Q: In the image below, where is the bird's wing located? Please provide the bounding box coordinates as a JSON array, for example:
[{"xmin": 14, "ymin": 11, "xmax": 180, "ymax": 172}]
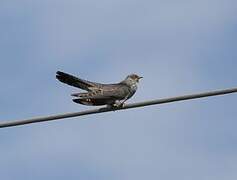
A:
[
  {"xmin": 74, "ymin": 84, "xmax": 128, "ymax": 100},
  {"xmin": 56, "ymin": 71, "xmax": 102, "ymax": 91}
]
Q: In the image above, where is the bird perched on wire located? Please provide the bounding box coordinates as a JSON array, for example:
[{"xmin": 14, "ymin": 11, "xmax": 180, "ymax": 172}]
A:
[{"xmin": 56, "ymin": 71, "xmax": 142, "ymax": 107}]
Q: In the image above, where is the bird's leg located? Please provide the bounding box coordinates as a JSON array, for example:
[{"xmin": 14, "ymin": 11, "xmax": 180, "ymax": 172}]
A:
[
  {"xmin": 119, "ymin": 95, "xmax": 131, "ymax": 107},
  {"xmin": 107, "ymin": 97, "xmax": 129, "ymax": 109},
  {"xmin": 111, "ymin": 100, "xmax": 124, "ymax": 108},
  {"xmin": 105, "ymin": 104, "xmax": 116, "ymax": 109},
  {"xmin": 113, "ymin": 96, "xmax": 130, "ymax": 108},
  {"xmin": 103, "ymin": 102, "xmax": 120, "ymax": 112}
]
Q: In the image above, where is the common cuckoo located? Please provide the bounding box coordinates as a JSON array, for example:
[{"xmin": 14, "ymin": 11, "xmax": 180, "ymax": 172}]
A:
[{"xmin": 56, "ymin": 71, "xmax": 142, "ymax": 107}]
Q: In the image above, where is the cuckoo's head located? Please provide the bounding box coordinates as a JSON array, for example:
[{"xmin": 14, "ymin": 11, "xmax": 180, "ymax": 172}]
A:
[{"xmin": 126, "ymin": 74, "xmax": 143, "ymax": 83}]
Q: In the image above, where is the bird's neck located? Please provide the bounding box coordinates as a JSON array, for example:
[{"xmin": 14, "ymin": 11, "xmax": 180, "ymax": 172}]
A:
[{"xmin": 121, "ymin": 78, "xmax": 137, "ymax": 87}]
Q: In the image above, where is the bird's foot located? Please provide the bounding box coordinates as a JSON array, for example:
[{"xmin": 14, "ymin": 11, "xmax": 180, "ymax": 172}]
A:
[
  {"xmin": 113, "ymin": 100, "xmax": 125, "ymax": 108},
  {"xmin": 104, "ymin": 101, "xmax": 124, "ymax": 111}
]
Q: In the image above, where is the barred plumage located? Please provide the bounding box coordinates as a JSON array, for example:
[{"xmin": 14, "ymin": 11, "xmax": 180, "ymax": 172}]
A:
[{"xmin": 56, "ymin": 71, "xmax": 142, "ymax": 107}]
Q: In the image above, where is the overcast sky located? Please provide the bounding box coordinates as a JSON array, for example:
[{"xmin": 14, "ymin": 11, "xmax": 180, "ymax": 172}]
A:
[{"xmin": 1, "ymin": 0, "xmax": 237, "ymax": 179}]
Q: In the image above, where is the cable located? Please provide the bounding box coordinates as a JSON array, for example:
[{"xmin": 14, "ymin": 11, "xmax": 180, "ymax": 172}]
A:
[{"xmin": 1, "ymin": 87, "xmax": 237, "ymax": 128}]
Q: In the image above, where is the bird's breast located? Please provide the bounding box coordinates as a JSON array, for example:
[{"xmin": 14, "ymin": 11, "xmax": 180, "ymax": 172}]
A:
[{"xmin": 130, "ymin": 84, "xmax": 138, "ymax": 92}]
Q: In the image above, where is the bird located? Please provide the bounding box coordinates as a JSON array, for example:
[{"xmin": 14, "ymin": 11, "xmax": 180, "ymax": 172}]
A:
[{"xmin": 56, "ymin": 71, "xmax": 142, "ymax": 107}]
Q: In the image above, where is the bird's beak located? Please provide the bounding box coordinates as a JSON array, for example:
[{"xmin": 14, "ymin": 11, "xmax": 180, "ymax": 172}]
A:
[{"xmin": 139, "ymin": 76, "xmax": 143, "ymax": 79}]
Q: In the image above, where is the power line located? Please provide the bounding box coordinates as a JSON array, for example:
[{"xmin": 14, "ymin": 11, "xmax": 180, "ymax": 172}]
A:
[{"xmin": 1, "ymin": 87, "xmax": 237, "ymax": 128}]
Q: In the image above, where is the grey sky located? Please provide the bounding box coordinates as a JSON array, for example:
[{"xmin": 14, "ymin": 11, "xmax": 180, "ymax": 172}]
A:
[{"xmin": 0, "ymin": 0, "xmax": 237, "ymax": 179}]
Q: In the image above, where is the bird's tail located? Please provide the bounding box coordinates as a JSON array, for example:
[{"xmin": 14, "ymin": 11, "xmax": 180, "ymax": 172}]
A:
[
  {"xmin": 56, "ymin": 71, "xmax": 94, "ymax": 91},
  {"xmin": 71, "ymin": 93, "xmax": 96, "ymax": 106},
  {"xmin": 72, "ymin": 98, "xmax": 95, "ymax": 106},
  {"xmin": 71, "ymin": 92, "xmax": 93, "ymax": 98}
]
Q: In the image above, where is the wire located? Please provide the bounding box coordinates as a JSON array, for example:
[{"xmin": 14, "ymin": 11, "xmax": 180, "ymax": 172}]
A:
[{"xmin": 1, "ymin": 87, "xmax": 237, "ymax": 128}]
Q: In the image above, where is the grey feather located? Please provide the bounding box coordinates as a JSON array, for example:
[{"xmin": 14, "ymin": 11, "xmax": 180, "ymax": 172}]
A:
[{"xmin": 56, "ymin": 71, "xmax": 142, "ymax": 106}]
